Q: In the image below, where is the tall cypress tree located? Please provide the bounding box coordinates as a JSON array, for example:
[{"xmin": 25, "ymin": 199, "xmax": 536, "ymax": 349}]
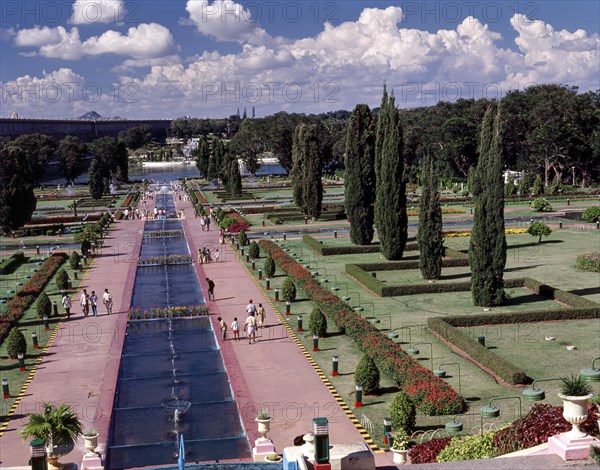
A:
[
  {"xmin": 469, "ymin": 106, "xmax": 507, "ymax": 306},
  {"xmin": 194, "ymin": 137, "xmax": 209, "ymax": 178},
  {"xmin": 345, "ymin": 104, "xmax": 376, "ymax": 245},
  {"xmin": 88, "ymin": 158, "xmax": 104, "ymax": 199},
  {"xmin": 418, "ymin": 153, "xmax": 443, "ymax": 279},
  {"xmin": 374, "ymin": 89, "xmax": 408, "ymax": 260},
  {"xmin": 301, "ymin": 124, "xmax": 323, "ymax": 219},
  {"xmin": 228, "ymin": 156, "xmax": 242, "ymax": 197},
  {"xmin": 291, "ymin": 124, "xmax": 305, "ymax": 211}
]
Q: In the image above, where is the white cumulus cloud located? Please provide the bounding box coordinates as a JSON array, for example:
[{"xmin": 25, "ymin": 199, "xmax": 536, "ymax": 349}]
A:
[
  {"xmin": 185, "ymin": 0, "xmax": 270, "ymax": 44},
  {"xmin": 13, "ymin": 23, "xmax": 176, "ymax": 61}
]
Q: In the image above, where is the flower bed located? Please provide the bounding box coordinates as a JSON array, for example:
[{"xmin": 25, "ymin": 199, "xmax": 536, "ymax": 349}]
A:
[
  {"xmin": 24, "ymin": 214, "xmax": 101, "ymax": 226},
  {"xmin": 137, "ymin": 254, "xmax": 193, "ymax": 266},
  {"xmin": 259, "ymin": 240, "xmax": 465, "ymax": 415},
  {"xmin": 128, "ymin": 305, "xmax": 208, "ymax": 319},
  {"xmin": 443, "ymin": 228, "xmax": 528, "ymax": 238},
  {"xmin": 408, "ymin": 437, "xmax": 452, "ymax": 464},
  {"xmin": 576, "ymin": 252, "xmax": 600, "ymax": 273},
  {"xmin": 195, "ymin": 190, "xmax": 208, "ymax": 204},
  {"xmin": 0, "ymin": 253, "xmax": 67, "ymax": 343},
  {"xmin": 143, "ymin": 230, "xmax": 184, "ymax": 239},
  {"xmin": 115, "ymin": 192, "xmax": 140, "ymax": 220}
]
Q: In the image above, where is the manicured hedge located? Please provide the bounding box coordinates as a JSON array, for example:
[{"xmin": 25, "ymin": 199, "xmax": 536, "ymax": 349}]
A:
[
  {"xmin": 0, "ymin": 251, "xmax": 25, "ymax": 275},
  {"xmin": 303, "ymin": 235, "xmax": 419, "ymax": 256},
  {"xmin": 0, "ymin": 253, "xmax": 68, "ymax": 344},
  {"xmin": 428, "ymin": 317, "xmax": 530, "ymax": 385},
  {"xmin": 523, "ymin": 277, "xmax": 599, "ymax": 308},
  {"xmin": 259, "ymin": 240, "xmax": 466, "ymax": 415}
]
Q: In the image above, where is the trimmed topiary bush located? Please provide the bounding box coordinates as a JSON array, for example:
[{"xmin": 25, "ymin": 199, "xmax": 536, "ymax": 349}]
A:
[
  {"xmin": 281, "ymin": 277, "xmax": 297, "ymax": 301},
  {"xmin": 354, "ymin": 354, "xmax": 380, "ymax": 395},
  {"xmin": 582, "ymin": 206, "xmax": 600, "ymax": 223},
  {"xmin": 309, "ymin": 307, "xmax": 327, "ymax": 337},
  {"xmin": 36, "ymin": 292, "xmax": 52, "ymax": 318},
  {"xmin": 69, "ymin": 251, "xmax": 81, "ymax": 270},
  {"xmin": 237, "ymin": 229, "xmax": 249, "ymax": 246},
  {"xmin": 530, "ymin": 198, "xmax": 553, "ymax": 212},
  {"xmin": 527, "ymin": 221, "xmax": 552, "ymax": 243},
  {"xmin": 81, "ymin": 239, "xmax": 91, "ymax": 256},
  {"xmin": 55, "ymin": 268, "xmax": 69, "ymax": 291},
  {"xmin": 6, "ymin": 327, "xmax": 27, "ymax": 359},
  {"xmin": 390, "ymin": 391, "xmax": 416, "ymax": 434},
  {"xmin": 263, "ymin": 255, "xmax": 276, "ymax": 278},
  {"xmin": 249, "ymin": 241, "xmax": 260, "ymax": 260}
]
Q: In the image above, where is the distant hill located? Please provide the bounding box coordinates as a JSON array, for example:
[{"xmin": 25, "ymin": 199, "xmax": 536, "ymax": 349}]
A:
[{"xmin": 78, "ymin": 111, "xmax": 102, "ymax": 120}]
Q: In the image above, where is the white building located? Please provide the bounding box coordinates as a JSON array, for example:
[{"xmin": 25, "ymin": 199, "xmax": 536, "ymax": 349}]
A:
[
  {"xmin": 238, "ymin": 157, "xmax": 287, "ymax": 177},
  {"xmin": 503, "ymin": 170, "xmax": 524, "ymax": 185}
]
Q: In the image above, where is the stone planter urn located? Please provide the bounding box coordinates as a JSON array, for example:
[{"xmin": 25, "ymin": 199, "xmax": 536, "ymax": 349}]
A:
[
  {"xmin": 83, "ymin": 433, "xmax": 99, "ymax": 455},
  {"xmin": 256, "ymin": 418, "xmax": 271, "ymax": 440},
  {"xmin": 558, "ymin": 393, "xmax": 594, "ymax": 439},
  {"xmin": 46, "ymin": 440, "xmax": 74, "ymax": 470},
  {"xmin": 264, "ymin": 453, "xmax": 282, "ymax": 463},
  {"xmin": 391, "ymin": 448, "xmax": 408, "ymax": 465}
]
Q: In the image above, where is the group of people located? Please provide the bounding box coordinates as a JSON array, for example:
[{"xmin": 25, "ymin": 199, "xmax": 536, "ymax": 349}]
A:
[
  {"xmin": 218, "ymin": 299, "xmax": 266, "ymax": 344},
  {"xmin": 198, "ymin": 247, "xmax": 219, "ymax": 263},
  {"xmin": 61, "ymin": 288, "xmax": 113, "ymax": 319},
  {"xmin": 199, "ymin": 215, "xmax": 211, "ymax": 230}
]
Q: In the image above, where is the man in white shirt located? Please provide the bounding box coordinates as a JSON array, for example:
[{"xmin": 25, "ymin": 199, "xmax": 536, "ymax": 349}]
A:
[
  {"xmin": 102, "ymin": 288, "xmax": 113, "ymax": 315},
  {"xmin": 246, "ymin": 299, "xmax": 257, "ymax": 315}
]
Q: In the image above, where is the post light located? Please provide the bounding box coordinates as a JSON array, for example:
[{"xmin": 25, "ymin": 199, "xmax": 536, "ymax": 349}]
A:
[
  {"xmin": 312, "ymin": 334, "xmax": 319, "ymax": 352},
  {"xmin": 445, "ymin": 417, "xmax": 464, "ymax": 436},
  {"xmin": 2, "ymin": 378, "xmax": 9, "ymax": 398},
  {"xmin": 559, "ymin": 221, "xmax": 563, "ymax": 229},
  {"xmin": 297, "ymin": 315, "xmax": 303, "ymax": 332},
  {"xmin": 52, "ymin": 301, "xmax": 58, "ymax": 316},
  {"xmin": 73, "ymin": 270, "xmax": 78, "ymax": 280},
  {"xmin": 480, "ymin": 396, "xmax": 522, "ymax": 433},
  {"xmin": 438, "ymin": 362, "xmax": 462, "ymax": 394},
  {"xmin": 354, "ymin": 384, "xmax": 363, "ymax": 407},
  {"xmin": 313, "ymin": 417, "xmax": 330, "ymax": 467},
  {"xmin": 18, "ymin": 353, "xmax": 25, "ymax": 371},
  {"xmin": 285, "ymin": 300, "xmax": 291, "ymax": 316},
  {"xmin": 30, "ymin": 438, "xmax": 47, "ymax": 470},
  {"xmin": 332, "ymin": 356, "xmax": 339, "ymax": 377},
  {"xmin": 31, "ymin": 332, "xmax": 39, "ymax": 349},
  {"xmin": 241, "ymin": 247, "xmax": 245, "ymax": 256},
  {"xmin": 334, "ymin": 230, "xmax": 337, "ymax": 238},
  {"xmin": 305, "ymin": 216, "xmax": 308, "ymax": 224},
  {"xmin": 383, "ymin": 417, "xmax": 392, "ymax": 446},
  {"xmin": 266, "ymin": 278, "xmax": 271, "ymax": 290},
  {"xmin": 410, "ymin": 342, "xmax": 434, "ymax": 370},
  {"xmin": 258, "ymin": 268, "xmax": 262, "ymax": 279},
  {"xmin": 283, "ymin": 233, "xmax": 287, "ymax": 241},
  {"xmin": 274, "ymin": 288, "xmax": 279, "ymax": 302},
  {"xmin": 43, "ymin": 316, "xmax": 49, "ymax": 331},
  {"xmin": 580, "ymin": 357, "xmax": 600, "ymax": 383}
]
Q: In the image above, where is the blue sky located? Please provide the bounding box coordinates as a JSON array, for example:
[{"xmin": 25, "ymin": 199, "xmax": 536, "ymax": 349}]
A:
[{"xmin": 1, "ymin": 1, "xmax": 599, "ymax": 119}]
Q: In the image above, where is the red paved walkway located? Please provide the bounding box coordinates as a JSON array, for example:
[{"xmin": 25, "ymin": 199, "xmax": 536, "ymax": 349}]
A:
[
  {"xmin": 0, "ymin": 213, "xmax": 144, "ymax": 466},
  {"xmin": 175, "ymin": 196, "xmax": 384, "ymax": 461}
]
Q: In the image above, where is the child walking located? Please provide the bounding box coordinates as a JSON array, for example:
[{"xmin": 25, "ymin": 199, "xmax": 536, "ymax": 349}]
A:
[{"xmin": 231, "ymin": 317, "xmax": 240, "ymax": 341}]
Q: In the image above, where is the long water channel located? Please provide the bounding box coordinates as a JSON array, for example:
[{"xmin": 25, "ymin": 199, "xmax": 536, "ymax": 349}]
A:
[{"xmin": 107, "ymin": 190, "xmax": 250, "ymax": 469}]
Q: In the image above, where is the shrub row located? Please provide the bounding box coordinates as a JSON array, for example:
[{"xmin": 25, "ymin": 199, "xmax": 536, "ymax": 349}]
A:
[
  {"xmin": 576, "ymin": 252, "xmax": 600, "ymax": 273},
  {"xmin": 0, "ymin": 253, "xmax": 68, "ymax": 345},
  {"xmin": 428, "ymin": 317, "xmax": 530, "ymax": 385},
  {"xmin": 523, "ymin": 277, "xmax": 599, "ymax": 308},
  {"xmin": 24, "ymin": 214, "xmax": 102, "ymax": 226},
  {"xmin": 259, "ymin": 240, "xmax": 466, "ymax": 415},
  {"xmin": 0, "ymin": 251, "xmax": 25, "ymax": 275}
]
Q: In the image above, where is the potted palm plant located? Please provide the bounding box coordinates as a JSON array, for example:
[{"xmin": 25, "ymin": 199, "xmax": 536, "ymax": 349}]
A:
[
  {"xmin": 558, "ymin": 375, "xmax": 594, "ymax": 439},
  {"xmin": 255, "ymin": 409, "xmax": 271, "ymax": 440},
  {"xmin": 20, "ymin": 403, "xmax": 83, "ymax": 470},
  {"xmin": 390, "ymin": 428, "xmax": 409, "ymax": 464},
  {"xmin": 83, "ymin": 428, "xmax": 99, "ymax": 455}
]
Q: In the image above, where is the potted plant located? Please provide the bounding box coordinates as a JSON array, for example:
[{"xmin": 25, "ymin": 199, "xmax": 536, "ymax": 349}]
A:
[
  {"xmin": 83, "ymin": 428, "xmax": 99, "ymax": 455},
  {"xmin": 255, "ymin": 409, "xmax": 271, "ymax": 440},
  {"xmin": 390, "ymin": 428, "xmax": 409, "ymax": 465},
  {"xmin": 558, "ymin": 375, "xmax": 594, "ymax": 439},
  {"xmin": 20, "ymin": 403, "xmax": 83, "ymax": 470},
  {"xmin": 264, "ymin": 453, "xmax": 282, "ymax": 463}
]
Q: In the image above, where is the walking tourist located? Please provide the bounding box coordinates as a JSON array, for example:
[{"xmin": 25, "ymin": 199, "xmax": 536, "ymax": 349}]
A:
[
  {"xmin": 89, "ymin": 290, "xmax": 98, "ymax": 316},
  {"xmin": 245, "ymin": 312, "xmax": 257, "ymax": 344},
  {"xmin": 256, "ymin": 303, "xmax": 266, "ymax": 328},
  {"xmin": 246, "ymin": 299, "xmax": 257, "ymax": 315},
  {"xmin": 102, "ymin": 288, "xmax": 113, "ymax": 315},
  {"xmin": 231, "ymin": 317, "xmax": 240, "ymax": 341},
  {"xmin": 200, "ymin": 217, "xmax": 206, "ymax": 231},
  {"xmin": 198, "ymin": 248, "xmax": 203, "ymax": 264},
  {"xmin": 215, "ymin": 248, "xmax": 220, "ymax": 262},
  {"xmin": 62, "ymin": 293, "xmax": 71, "ymax": 319},
  {"xmin": 80, "ymin": 289, "xmax": 90, "ymax": 317},
  {"xmin": 206, "ymin": 277, "xmax": 215, "ymax": 301},
  {"xmin": 218, "ymin": 317, "xmax": 228, "ymax": 340},
  {"xmin": 205, "ymin": 216, "xmax": 210, "ymax": 231}
]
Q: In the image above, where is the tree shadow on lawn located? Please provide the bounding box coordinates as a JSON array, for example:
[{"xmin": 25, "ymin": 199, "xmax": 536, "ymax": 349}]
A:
[
  {"xmin": 504, "ymin": 264, "xmax": 542, "ymax": 273},
  {"xmin": 502, "ymin": 293, "xmax": 552, "ymax": 307},
  {"xmin": 440, "ymin": 272, "xmax": 470, "ymax": 281},
  {"xmin": 507, "ymin": 239, "xmax": 563, "ymax": 250},
  {"xmin": 371, "ymin": 385, "xmax": 400, "ymax": 397},
  {"xmin": 569, "ymin": 286, "xmax": 600, "ymax": 297}
]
